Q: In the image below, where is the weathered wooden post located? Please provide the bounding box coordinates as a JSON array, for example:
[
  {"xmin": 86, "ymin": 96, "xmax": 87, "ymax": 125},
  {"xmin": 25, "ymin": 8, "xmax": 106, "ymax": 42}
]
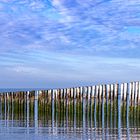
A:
[
  {"xmin": 83, "ymin": 87, "xmax": 87, "ymax": 115},
  {"xmin": 34, "ymin": 90, "xmax": 38, "ymax": 128},
  {"xmin": 114, "ymin": 84, "xmax": 119, "ymax": 100},
  {"xmin": 110, "ymin": 84, "xmax": 114, "ymax": 102},
  {"xmin": 73, "ymin": 87, "xmax": 76, "ymax": 127},
  {"xmin": 129, "ymin": 82, "xmax": 132, "ymax": 107},
  {"xmin": 120, "ymin": 83, "xmax": 124, "ymax": 102},
  {"xmin": 79, "ymin": 86, "xmax": 83, "ymax": 116},
  {"xmin": 91, "ymin": 86, "xmax": 95, "ymax": 115},
  {"xmin": 117, "ymin": 83, "xmax": 122, "ymax": 139},
  {"xmin": 124, "ymin": 83, "xmax": 128, "ymax": 102},
  {"xmin": 4, "ymin": 92, "xmax": 7, "ymax": 120},
  {"xmin": 99, "ymin": 85, "xmax": 102, "ymax": 103},
  {"xmin": 11, "ymin": 92, "xmax": 14, "ymax": 119},
  {"xmin": 126, "ymin": 83, "xmax": 130, "ymax": 120},
  {"xmin": 102, "ymin": 85, "xmax": 106, "ymax": 123},
  {"xmin": 63, "ymin": 88, "xmax": 66, "ymax": 117},
  {"xmin": 123, "ymin": 83, "xmax": 128, "ymax": 118},
  {"xmin": 107, "ymin": 84, "xmax": 111, "ymax": 104},
  {"xmin": 27, "ymin": 91, "xmax": 30, "ymax": 128},
  {"xmin": 70, "ymin": 87, "xmax": 73, "ymax": 120},
  {"xmin": 51, "ymin": 89, "xmax": 55, "ymax": 124},
  {"xmin": 0, "ymin": 93, "xmax": 2, "ymax": 119},
  {"xmin": 135, "ymin": 82, "xmax": 139, "ymax": 107},
  {"xmin": 120, "ymin": 83, "xmax": 124, "ymax": 118},
  {"xmin": 138, "ymin": 82, "xmax": 140, "ymax": 105},
  {"xmin": 94, "ymin": 85, "xmax": 99, "ymax": 119},
  {"xmin": 87, "ymin": 86, "xmax": 91, "ymax": 118},
  {"xmin": 82, "ymin": 86, "xmax": 86, "ymax": 129},
  {"xmin": 132, "ymin": 82, "xmax": 135, "ymax": 106},
  {"xmin": 106, "ymin": 84, "xmax": 110, "ymax": 119},
  {"xmin": 80, "ymin": 87, "xmax": 83, "ymax": 102},
  {"xmin": 6, "ymin": 92, "xmax": 9, "ymax": 116},
  {"xmin": 99, "ymin": 85, "xmax": 102, "ymax": 121}
]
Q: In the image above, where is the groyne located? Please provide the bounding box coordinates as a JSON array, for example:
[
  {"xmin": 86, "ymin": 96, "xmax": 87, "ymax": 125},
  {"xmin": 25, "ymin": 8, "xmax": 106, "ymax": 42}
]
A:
[{"xmin": 0, "ymin": 81, "xmax": 140, "ymax": 121}]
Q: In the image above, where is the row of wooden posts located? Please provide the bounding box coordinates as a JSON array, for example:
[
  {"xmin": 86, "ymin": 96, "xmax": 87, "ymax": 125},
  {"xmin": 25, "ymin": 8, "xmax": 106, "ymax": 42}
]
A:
[{"xmin": 0, "ymin": 81, "xmax": 140, "ymax": 106}]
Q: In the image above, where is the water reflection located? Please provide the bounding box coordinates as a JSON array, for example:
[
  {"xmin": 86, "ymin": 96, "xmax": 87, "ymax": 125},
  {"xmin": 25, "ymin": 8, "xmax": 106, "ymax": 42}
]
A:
[{"xmin": 0, "ymin": 91, "xmax": 140, "ymax": 140}]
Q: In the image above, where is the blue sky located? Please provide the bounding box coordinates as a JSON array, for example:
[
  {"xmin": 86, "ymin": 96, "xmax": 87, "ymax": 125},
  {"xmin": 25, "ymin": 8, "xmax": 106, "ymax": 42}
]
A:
[{"xmin": 0, "ymin": 0, "xmax": 140, "ymax": 88}]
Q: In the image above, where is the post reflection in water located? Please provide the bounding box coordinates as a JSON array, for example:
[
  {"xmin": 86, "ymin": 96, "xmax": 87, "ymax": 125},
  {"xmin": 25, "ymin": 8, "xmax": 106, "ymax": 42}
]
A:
[{"xmin": 0, "ymin": 88, "xmax": 140, "ymax": 140}]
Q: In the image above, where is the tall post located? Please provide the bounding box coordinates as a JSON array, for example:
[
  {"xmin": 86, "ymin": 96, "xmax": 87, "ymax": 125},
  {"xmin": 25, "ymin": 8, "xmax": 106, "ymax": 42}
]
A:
[
  {"xmin": 34, "ymin": 90, "xmax": 38, "ymax": 131},
  {"xmin": 129, "ymin": 82, "xmax": 133, "ymax": 106},
  {"xmin": 51, "ymin": 89, "xmax": 55, "ymax": 132},
  {"xmin": 0, "ymin": 93, "xmax": 2, "ymax": 119},
  {"xmin": 135, "ymin": 82, "xmax": 138, "ymax": 107},
  {"xmin": 132, "ymin": 82, "xmax": 135, "ymax": 106},
  {"xmin": 126, "ymin": 83, "xmax": 130, "ymax": 119},
  {"xmin": 120, "ymin": 83, "xmax": 124, "ymax": 102},
  {"xmin": 118, "ymin": 83, "xmax": 122, "ymax": 139},
  {"xmin": 82, "ymin": 87, "xmax": 86, "ymax": 122},
  {"xmin": 124, "ymin": 83, "xmax": 128, "ymax": 102},
  {"xmin": 91, "ymin": 86, "xmax": 95, "ymax": 115},
  {"xmin": 27, "ymin": 91, "xmax": 30, "ymax": 129},
  {"xmin": 4, "ymin": 92, "xmax": 7, "ymax": 121},
  {"xmin": 138, "ymin": 82, "xmax": 140, "ymax": 105},
  {"xmin": 73, "ymin": 88, "xmax": 76, "ymax": 129}
]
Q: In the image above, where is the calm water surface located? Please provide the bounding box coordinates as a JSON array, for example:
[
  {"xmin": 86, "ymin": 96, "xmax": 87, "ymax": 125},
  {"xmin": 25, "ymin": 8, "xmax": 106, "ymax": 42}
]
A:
[{"xmin": 0, "ymin": 91, "xmax": 140, "ymax": 140}]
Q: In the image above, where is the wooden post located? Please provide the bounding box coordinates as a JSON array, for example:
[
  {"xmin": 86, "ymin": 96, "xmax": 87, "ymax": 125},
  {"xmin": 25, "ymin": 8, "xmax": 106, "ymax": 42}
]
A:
[
  {"xmin": 138, "ymin": 82, "xmax": 140, "ymax": 105},
  {"xmin": 102, "ymin": 85, "xmax": 106, "ymax": 101},
  {"xmin": 63, "ymin": 88, "xmax": 66, "ymax": 115},
  {"xmin": 34, "ymin": 90, "xmax": 38, "ymax": 125},
  {"xmin": 82, "ymin": 87, "xmax": 86, "ymax": 122},
  {"xmin": 114, "ymin": 84, "xmax": 118, "ymax": 99},
  {"xmin": 7, "ymin": 92, "xmax": 9, "ymax": 115},
  {"xmin": 126, "ymin": 83, "xmax": 130, "ymax": 118},
  {"xmin": 91, "ymin": 86, "xmax": 95, "ymax": 116},
  {"xmin": 51, "ymin": 89, "xmax": 55, "ymax": 123},
  {"xmin": 124, "ymin": 83, "xmax": 128, "ymax": 102},
  {"xmin": 80, "ymin": 87, "xmax": 83, "ymax": 102},
  {"xmin": 107, "ymin": 84, "xmax": 111, "ymax": 104},
  {"xmin": 132, "ymin": 82, "xmax": 135, "ymax": 106},
  {"xmin": 27, "ymin": 91, "xmax": 30, "ymax": 128},
  {"xmin": 55, "ymin": 89, "xmax": 58, "ymax": 115},
  {"xmin": 110, "ymin": 84, "xmax": 114, "ymax": 102},
  {"xmin": 135, "ymin": 82, "xmax": 139, "ymax": 106},
  {"xmin": 87, "ymin": 86, "xmax": 91, "ymax": 118},
  {"xmin": 129, "ymin": 82, "xmax": 133, "ymax": 106},
  {"xmin": 0, "ymin": 93, "xmax": 2, "ymax": 119},
  {"xmin": 96, "ymin": 85, "xmax": 99, "ymax": 103},
  {"xmin": 65, "ymin": 88, "xmax": 68, "ymax": 118},
  {"xmin": 73, "ymin": 87, "xmax": 76, "ymax": 128},
  {"xmin": 4, "ymin": 92, "xmax": 7, "ymax": 119},
  {"xmin": 99, "ymin": 85, "xmax": 102, "ymax": 104},
  {"xmin": 102, "ymin": 85, "xmax": 105, "ymax": 127},
  {"xmin": 120, "ymin": 83, "xmax": 124, "ymax": 102},
  {"xmin": 95, "ymin": 85, "xmax": 99, "ymax": 119}
]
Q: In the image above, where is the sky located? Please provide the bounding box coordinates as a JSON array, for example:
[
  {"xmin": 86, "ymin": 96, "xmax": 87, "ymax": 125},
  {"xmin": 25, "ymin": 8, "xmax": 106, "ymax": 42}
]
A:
[{"xmin": 0, "ymin": 0, "xmax": 140, "ymax": 88}]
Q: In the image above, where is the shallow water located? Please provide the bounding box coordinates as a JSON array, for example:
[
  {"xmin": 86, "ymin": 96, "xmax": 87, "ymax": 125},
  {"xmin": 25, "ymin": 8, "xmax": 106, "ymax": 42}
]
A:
[{"xmin": 0, "ymin": 92, "xmax": 140, "ymax": 140}]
